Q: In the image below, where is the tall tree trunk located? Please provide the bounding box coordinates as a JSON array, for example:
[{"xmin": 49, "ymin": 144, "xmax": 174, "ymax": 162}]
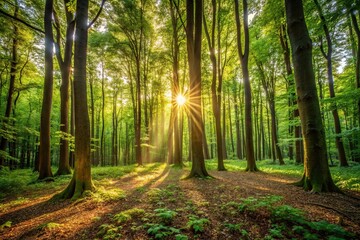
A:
[
  {"xmin": 135, "ymin": 57, "xmax": 142, "ymax": 166},
  {"xmin": 186, "ymin": 0, "xmax": 210, "ymax": 178},
  {"xmin": 89, "ymin": 72, "xmax": 96, "ymax": 165},
  {"xmin": 285, "ymin": 0, "xmax": 338, "ymax": 192},
  {"xmin": 169, "ymin": 0, "xmax": 182, "ymax": 166},
  {"xmin": 234, "ymin": 0, "xmax": 257, "ymax": 171},
  {"xmin": 101, "ymin": 60, "xmax": 105, "ymax": 166},
  {"xmin": 203, "ymin": 0, "xmax": 225, "ymax": 170},
  {"xmin": 55, "ymin": 0, "xmax": 74, "ymax": 176},
  {"xmin": 58, "ymin": 0, "xmax": 94, "ymax": 199},
  {"xmin": 38, "ymin": 0, "xmax": 54, "ymax": 180},
  {"xmin": 0, "ymin": 1, "xmax": 19, "ymax": 167},
  {"xmin": 314, "ymin": 0, "xmax": 348, "ymax": 167}
]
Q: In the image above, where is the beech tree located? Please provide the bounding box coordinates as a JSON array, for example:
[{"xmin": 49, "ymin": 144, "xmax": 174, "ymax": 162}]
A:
[
  {"xmin": 38, "ymin": 0, "xmax": 54, "ymax": 180},
  {"xmin": 58, "ymin": 0, "xmax": 94, "ymax": 199},
  {"xmin": 186, "ymin": 0, "xmax": 210, "ymax": 178},
  {"xmin": 234, "ymin": 0, "xmax": 257, "ymax": 171},
  {"xmin": 285, "ymin": 0, "xmax": 339, "ymax": 192},
  {"xmin": 54, "ymin": 0, "xmax": 75, "ymax": 175}
]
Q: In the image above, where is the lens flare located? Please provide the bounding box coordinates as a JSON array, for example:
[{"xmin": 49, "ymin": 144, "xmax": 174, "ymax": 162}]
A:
[{"xmin": 176, "ymin": 94, "xmax": 186, "ymax": 106}]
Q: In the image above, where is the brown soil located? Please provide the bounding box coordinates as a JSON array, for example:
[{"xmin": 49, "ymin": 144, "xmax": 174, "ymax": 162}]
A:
[{"xmin": 1, "ymin": 167, "xmax": 359, "ymax": 239}]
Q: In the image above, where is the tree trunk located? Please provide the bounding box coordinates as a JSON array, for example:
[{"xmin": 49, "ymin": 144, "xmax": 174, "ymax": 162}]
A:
[
  {"xmin": 234, "ymin": 0, "xmax": 257, "ymax": 171},
  {"xmin": 285, "ymin": 0, "xmax": 339, "ymax": 192},
  {"xmin": 203, "ymin": 0, "xmax": 225, "ymax": 170},
  {"xmin": 89, "ymin": 72, "xmax": 96, "ymax": 165},
  {"xmin": 169, "ymin": 0, "xmax": 182, "ymax": 166},
  {"xmin": 55, "ymin": 0, "xmax": 74, "ymax": 176},
  {"xmin": 58, "ymin": 0, "xmax": 94, "ymax": 199},
  {"xmin": 38, "ymin": 0, "xmax": 54, "ymax": 180},
  {"xmin": 135, "ymin": 57, "xmax": 142, "ymax": 166},
  {"xmin": 186, "ymin": 0, "xmax": 210, "ymax": 178},
  {"xmin": 100, "ymin": 60, "xmax": 105, "ymax": 166}
]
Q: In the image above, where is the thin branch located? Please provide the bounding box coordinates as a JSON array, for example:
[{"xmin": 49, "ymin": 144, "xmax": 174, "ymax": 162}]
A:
[
  {"xmin": 88, "ymin": 0, "xmax": 107, "ymax": 29},
  {"xmin": 0, "ymin": 8, "xmax": 45, "ymax": 34},
  {"xmin": 171, "ymin": 0, "xmax": 187, "ymax": 35}
]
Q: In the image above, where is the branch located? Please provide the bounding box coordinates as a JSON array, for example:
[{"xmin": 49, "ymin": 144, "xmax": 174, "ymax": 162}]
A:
[
  {"xmin": 319, "ymin": 36, "xmax": 328, "ymax": 59},
  {"xmin": 0, "ymin": 8, "xmax": 45, "ymax": 34},
  {"xmin": 171, "ymin": 0, "xmax": 187, "ymax": 35},
  {"xmin": 88, "ymin": 0, "xmax": 107, "ymax": 29}
]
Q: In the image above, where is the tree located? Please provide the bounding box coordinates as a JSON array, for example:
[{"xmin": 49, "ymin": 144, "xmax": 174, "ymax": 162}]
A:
[
  {"xmin": 203, "ymin": 0, "xmax": 226, "ymax": 171},
  {"xmin": 167, "ymin": 0, "xmax": 183, "ymax": 167},
  {"xmin": 185, "ymin": 0, "xmax": 210, "ymax": 178},
  {"xmin": 38, "ymin": 0, "xmax": 54, "ymax": 180},
  {"xmin": 313, "ymin": 0, "xmax": 348, "ymax": 167},
  {"xmin": 54, "ymin": 0, "xmax": 75, "ymax": 175},
  {"xmin": 285, "ymin": 0, "xmax": 339, "ymax": 192},
  {"xmin": 234, "ymin": 0, "xmax": 257, "ymax": 171},
  {"xmin": 58, "ymin": 0, "xmax": 94, "ymax": 199}
]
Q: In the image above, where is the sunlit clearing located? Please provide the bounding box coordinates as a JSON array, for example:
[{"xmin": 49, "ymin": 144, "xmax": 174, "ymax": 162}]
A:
[{"xmin": 176, "ymin": 94, "xmax": 186, "ymax": 106}]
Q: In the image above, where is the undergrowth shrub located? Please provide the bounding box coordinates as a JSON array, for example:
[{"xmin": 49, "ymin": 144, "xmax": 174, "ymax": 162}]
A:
[{"xmin": 186, "ymin": 215, "xmax": 210, "ymax": 233}]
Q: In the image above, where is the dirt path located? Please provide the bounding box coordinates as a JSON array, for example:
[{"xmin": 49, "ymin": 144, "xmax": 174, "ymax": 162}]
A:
[{"xmin": 1, "ymin": 167, "xmax": 359, "ymax": 239}]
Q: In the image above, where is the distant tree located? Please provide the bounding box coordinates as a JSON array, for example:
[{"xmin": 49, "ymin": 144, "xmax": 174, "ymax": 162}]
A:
[
  {"xmin": 58, "ymin": 0, "xmax": 94, "ymax": 199},
  {"xmin": 185, "ymin": 0, "xmax": 210, "ymax": 178},
  {"xmin": 285, "ymin": 0, "xmax": 339, "ymax": 192},
  {"xmin": 313, "ymin": 0, "xmax": 348, "ymax": 167},
  {"xmin": 0, "ymin": 0, "xmax": 19, "ymax": 167}
]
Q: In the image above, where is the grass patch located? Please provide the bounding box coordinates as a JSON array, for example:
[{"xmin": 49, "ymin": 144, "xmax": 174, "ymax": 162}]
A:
[
  {"xmin": 90, "ymin": 187, "xmax": 126, "ymax": 202},
  {"xmin": 0, "ymin": 221, "xmax": 11, "ymax": 231},
  {"xmin": 113, "ymin": 208, "xmax": 146, "ymax": 223},
  {"xmin": 38, "ymin": 222, "xmax": 62, "ymax": 231},
  {"xmin": 0, "ymin": 197, "xmax": 29, "ymax": 212}
]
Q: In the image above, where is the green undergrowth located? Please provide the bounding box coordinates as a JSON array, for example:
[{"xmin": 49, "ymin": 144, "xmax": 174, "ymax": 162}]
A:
[
  {"xmin": 1, "ymin": 159, "xmax": 359, "ymax": 203},
  {"xmin": 221, "ymin": 195, "xmax": 355, "ymax": 240},
  {"xmin": 0, "ymin": 163, "xmax": 164, "ymax": 201},
  {"xmin": 97, "ymin": 205, "xmax": 210, "ymax": 240}
]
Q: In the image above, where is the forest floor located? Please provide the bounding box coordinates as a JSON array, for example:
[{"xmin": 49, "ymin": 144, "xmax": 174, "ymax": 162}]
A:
[{"xmin": 1, "ymin": 163, "xmax": 360, "ymax": 239}]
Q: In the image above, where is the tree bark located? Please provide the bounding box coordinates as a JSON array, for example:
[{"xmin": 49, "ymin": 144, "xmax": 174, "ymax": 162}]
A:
[
  {"xmin": 38, "ymin": 0, "xmax": 54, "ymax": 180},
  {"xmin": 285, "ymin": 0, "xmax": 339, "ymax": 192}
]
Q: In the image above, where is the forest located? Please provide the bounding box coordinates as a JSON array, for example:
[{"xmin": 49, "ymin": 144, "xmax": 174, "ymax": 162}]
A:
[{"xmin": 0, "ymin": 0, "xmax": 360, "ymax": 239}]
